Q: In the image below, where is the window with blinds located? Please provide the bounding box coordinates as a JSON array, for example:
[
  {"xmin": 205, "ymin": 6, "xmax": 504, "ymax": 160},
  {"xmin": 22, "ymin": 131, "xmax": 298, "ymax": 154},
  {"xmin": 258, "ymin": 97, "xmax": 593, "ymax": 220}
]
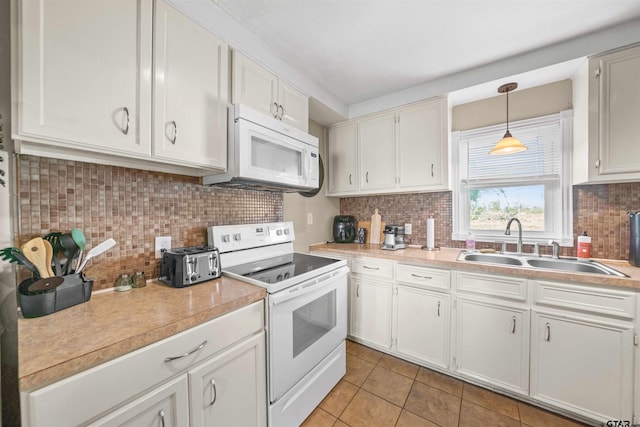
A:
[{"xmin": 452, "ymin": 111, "xmax": 573, "ymax": 246}]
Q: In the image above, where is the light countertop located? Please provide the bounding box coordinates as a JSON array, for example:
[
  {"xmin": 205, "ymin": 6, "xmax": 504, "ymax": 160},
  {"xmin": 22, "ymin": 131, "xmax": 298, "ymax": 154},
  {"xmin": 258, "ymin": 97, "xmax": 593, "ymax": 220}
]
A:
[
  {"xmin": 310, "ymin": 243, "xmax": 640, "ymax": 290},
  {"xmin": 18, "ymin": 277, "xmax": 266, "ymax": 391}
]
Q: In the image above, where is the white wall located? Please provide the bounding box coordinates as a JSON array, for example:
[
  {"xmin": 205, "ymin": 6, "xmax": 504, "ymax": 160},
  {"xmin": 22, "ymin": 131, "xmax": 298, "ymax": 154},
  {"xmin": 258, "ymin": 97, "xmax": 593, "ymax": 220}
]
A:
[{"xmin": 283, "ymin": 121, "xmax": 339, "ymax": 253}]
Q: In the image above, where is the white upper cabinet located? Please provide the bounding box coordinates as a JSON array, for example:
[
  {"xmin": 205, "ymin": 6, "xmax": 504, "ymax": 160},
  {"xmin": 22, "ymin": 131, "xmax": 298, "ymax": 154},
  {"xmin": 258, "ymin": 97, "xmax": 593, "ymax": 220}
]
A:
[
  {"xmin": 326, "ymin": 97, "xmax": 449, "ymax": 197},
  {"xmin": 152, "ymin": 1, "xmax": 228, "ymax": 170},
  {"xmin": 359, "ymin": 113, "xmax": 396, "ymax": 191},
  {"xmin": 15, "ymin": 0, "xmax": 152, "ymax": 156},
  {"xmin": 574, "ymin": 44, "xmax": 640, "ymax": 183},
  {"xmin": 232, "ymin": 51, "xmax": 309, "ymax": 132},
  {"xmin": 14, "ymin": 0, "xmax": 229, "ymax": 175},
  {"xmin": 327, "ymin": 123, "xmax": 358, "ymax": 194}
]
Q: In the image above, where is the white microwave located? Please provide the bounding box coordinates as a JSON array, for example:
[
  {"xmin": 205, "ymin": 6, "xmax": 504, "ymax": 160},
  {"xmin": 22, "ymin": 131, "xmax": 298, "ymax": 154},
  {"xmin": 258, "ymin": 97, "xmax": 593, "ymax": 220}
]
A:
[{"xmin": 203, "ymin": 104, "xmax": 319, "ymax": 192}]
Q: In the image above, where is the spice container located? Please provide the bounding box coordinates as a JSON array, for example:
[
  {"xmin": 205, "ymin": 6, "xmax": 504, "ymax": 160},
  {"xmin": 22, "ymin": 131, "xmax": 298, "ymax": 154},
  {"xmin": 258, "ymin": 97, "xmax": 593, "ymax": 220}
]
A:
[
  {"xmin": 132, "ymin": 271, "xmax": 147, "ymax": 288},
  {"xmin": 115, "ymin": 274, "xmax": 132, "ymax": 292}
]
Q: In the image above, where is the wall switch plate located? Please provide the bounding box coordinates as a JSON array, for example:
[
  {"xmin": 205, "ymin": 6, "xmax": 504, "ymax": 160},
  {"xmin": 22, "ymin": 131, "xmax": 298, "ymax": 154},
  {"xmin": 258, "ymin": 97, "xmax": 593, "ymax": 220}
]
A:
[
  {"xmin": 155, "ymin": 236, "xmax": 171, "ymax": 259},
  {"xmin": 404, "ymin": 223, "xmax": 412, "ymax": 234},
  {"xmin": 307, "ymin": 213, "xmax": 313, "ymax": 225}
]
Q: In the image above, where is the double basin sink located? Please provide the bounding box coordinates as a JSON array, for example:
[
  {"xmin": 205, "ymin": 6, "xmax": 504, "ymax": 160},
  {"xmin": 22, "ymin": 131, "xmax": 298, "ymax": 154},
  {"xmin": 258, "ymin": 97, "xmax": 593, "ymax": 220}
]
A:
[{"xmin": 458, "ymin": 251, "xmax": 628, "ymax": 277}]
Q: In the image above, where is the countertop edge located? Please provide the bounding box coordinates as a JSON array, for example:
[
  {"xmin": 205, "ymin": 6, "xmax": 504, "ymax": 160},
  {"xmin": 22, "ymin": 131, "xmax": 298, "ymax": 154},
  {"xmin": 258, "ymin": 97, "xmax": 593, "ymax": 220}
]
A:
[{"xmin": 310, "ymin": 243, "xmax": 640, "ymax": 290}]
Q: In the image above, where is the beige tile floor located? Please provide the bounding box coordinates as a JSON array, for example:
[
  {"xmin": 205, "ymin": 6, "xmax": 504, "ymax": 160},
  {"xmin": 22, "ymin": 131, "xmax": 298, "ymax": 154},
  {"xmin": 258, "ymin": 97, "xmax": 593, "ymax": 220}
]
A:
[{"xmin": 302, "ymin": 340, "xmax": 590, "ymax": 427}]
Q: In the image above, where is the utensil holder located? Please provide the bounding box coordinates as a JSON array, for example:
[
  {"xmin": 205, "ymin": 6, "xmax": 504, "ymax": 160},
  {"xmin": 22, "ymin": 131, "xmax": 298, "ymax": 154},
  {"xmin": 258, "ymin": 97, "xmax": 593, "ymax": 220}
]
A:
[{"xmin": 18, "ymin": 273, "xmax": 94, "ymax": 318}]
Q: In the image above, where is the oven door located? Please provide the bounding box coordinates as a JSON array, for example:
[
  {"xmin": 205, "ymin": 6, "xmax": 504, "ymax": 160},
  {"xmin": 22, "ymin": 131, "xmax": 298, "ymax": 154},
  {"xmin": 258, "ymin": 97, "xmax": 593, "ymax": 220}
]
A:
[
  {"xmin": 236, "ymin": 117, "xmax": 319, "ymax": 189},
  {"xmin": 268, "ymin": 266, "xmax": 348, "ymax": 402}
]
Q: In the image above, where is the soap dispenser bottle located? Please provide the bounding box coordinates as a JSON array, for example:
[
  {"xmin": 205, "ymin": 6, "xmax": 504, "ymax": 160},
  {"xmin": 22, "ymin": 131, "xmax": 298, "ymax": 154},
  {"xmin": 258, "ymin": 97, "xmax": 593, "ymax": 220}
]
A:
[{"xmin": 577, "ymin": 231, "xmax": 591, "ymax": 261}]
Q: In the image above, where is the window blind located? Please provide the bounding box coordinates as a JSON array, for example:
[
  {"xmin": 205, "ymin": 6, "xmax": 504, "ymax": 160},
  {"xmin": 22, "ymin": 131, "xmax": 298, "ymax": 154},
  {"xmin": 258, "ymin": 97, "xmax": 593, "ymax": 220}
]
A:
[{"xmin": 462, "ymin": 122, "xmax": 561, "ymax": 182}]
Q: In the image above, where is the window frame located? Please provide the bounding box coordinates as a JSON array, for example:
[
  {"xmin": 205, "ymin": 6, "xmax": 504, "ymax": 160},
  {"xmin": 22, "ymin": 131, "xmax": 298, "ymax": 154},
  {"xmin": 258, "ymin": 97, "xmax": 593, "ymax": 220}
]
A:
[{"xmin": 451, "ymin": 110, "xmax": 574, "ymax": 247}]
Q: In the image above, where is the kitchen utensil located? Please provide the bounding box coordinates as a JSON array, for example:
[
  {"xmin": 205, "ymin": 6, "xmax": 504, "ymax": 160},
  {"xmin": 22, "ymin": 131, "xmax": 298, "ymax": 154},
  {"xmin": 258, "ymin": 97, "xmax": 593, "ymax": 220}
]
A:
[
  {"xmin": 0, "ymin": 247, "xmax": 41, "ymax": 278},
  {"xmin": 70, "ymin": 228, "xmax": 86, "ymax": 272},
  {"xmin": 76, "ymin": 238, "xmax": 116, "ymax": 273},
  {"xmin": 42, "ymin": 239, "xmax": 56, "ymax": 277},
  {"xmin": 60, "ymin": 233, "xmax": 80, "ymax": 275},
  {"xmin": 21, "ymin": 237, "xmax": 51, "ymax": 278},
  {"xmin": 43, "ymin": 232, "xmax": 64, "ymax": 274},
  {"xmin": 27, "ymin": 276, "xmax": 64, "ymax": 294}
]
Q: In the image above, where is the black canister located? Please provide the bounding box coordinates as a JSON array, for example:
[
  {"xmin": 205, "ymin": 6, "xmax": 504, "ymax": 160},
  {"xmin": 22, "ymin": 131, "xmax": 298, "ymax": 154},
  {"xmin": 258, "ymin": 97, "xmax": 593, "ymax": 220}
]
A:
[
  {"xmin": 630, "ymin": 211, "xmax": 640, "ymax": 267},
  {"xmin": 333, "ymin": 215, "xmax": 356, "ymax": 243}
]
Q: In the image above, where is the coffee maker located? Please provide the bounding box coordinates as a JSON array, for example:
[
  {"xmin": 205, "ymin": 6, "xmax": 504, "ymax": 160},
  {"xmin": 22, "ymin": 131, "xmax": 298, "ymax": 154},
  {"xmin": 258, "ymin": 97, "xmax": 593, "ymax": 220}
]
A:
[{"xmin": 382, "ymin": 225, "xmax": 406, "ymax": 250}]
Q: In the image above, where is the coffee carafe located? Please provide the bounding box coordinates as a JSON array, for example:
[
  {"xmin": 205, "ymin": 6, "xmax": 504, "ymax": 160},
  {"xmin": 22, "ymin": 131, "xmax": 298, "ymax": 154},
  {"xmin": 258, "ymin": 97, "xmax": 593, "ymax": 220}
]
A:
[{"xmin": 629, "ymin": 211, "xmax": 640, "ymax": 267}]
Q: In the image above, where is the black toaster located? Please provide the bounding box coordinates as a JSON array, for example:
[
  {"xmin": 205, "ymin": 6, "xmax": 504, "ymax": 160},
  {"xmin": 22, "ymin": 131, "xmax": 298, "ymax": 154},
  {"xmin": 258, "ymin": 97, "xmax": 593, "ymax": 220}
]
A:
[{"xmin": 160, "ymin": 246, "xmax": 221, "ymax": 287}]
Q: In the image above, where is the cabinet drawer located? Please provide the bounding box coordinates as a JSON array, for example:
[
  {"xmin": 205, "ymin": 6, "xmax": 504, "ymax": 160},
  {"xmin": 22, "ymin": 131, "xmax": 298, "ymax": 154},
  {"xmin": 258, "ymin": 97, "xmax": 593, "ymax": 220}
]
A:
[
  {"xmin": 396, "ymin": 264, "xmax": 450, "ymax": 290},
  {"xmin": 533, "ymin": 281, "xmax": 636, "ymax": 320},
  {"xmin": 456, "ymin": 271, "xmax": 527, "ymax": 301},
  {"xmin": 352, "ymin": 257, "xmax": 393, "ymax": 279},
  {"xmin": 23, "ymin": 301, "xmax": 264, "ymax": 427}
]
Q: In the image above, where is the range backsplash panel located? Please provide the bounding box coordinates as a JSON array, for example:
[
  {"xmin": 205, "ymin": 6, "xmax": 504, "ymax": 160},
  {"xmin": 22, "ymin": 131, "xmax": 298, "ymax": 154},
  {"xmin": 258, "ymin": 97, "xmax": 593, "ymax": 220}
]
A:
[
  {"xmin": 341, "ymin": 183, "xmax": 640, "ymax": 261},
  {"xmin": 17, "ymin": 156, "xmax": 282, "ymax": 290}
]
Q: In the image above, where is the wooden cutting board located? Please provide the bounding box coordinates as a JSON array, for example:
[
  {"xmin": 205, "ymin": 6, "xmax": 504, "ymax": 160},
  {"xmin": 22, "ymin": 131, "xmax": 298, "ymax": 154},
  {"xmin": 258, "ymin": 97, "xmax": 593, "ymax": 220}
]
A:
[{"xmin": 358, "ymin": 220, "xmax": 385, "ymax": 244}]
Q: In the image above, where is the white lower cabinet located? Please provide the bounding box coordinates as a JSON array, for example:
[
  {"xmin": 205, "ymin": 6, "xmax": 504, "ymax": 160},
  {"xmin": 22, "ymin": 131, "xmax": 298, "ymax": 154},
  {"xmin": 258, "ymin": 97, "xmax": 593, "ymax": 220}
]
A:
[
  {"xmin": 87, "ymin": 376, "xmax": 190, "ymax": 427},
  {"xmin": 350, "ymin": 277, "xmax": 392, "ymax": 348},
  {"xmin": 21, "ymin": 301, "xmax": 266, "ymax": 427},
  {"xmin": 455, "ymin": 296, "xmax": 530, "ymax": 395},
  {"xmin": 394, "ymin": 285, "xmax": 450, "ymax": 369}
]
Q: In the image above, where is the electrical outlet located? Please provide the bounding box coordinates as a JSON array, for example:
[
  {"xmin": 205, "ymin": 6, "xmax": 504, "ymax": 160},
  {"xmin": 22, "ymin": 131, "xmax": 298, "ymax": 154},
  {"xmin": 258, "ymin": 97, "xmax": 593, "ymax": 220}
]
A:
[
  {"xmin": 155, "ymin": 236, "xmax": 171, "ymax": 259},
  {"xmin": 404, "ymin": 223, "xmax": 412, "ymax": 235}
]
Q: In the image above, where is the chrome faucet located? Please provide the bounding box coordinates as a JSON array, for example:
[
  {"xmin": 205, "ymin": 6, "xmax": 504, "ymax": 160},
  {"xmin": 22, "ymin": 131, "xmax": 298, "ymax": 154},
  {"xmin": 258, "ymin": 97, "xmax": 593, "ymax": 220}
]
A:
[
  {"xmin": 504, "ymin": 217, "xmax": 523, "ymax": 254},
  {"xmin": 548, "ymin": 240, "xmax": 560, "ymax": 259}
]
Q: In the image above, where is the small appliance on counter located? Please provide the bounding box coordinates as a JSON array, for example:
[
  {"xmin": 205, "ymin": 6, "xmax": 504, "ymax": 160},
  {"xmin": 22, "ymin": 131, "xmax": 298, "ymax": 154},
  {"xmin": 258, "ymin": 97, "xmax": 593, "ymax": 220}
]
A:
[
  {"xmin": 629, "ymin": 211, "xmax": 640, "ymax": 267},
  {"xmin": 333, "ymin": 215, "xmax": 357, "ymax": 243},
  {"xmin": 160, "ymin": 245, "xmax": 221, "ymax": 287},
  {"xmin": 382, "ymin": 225, "xmax": 406, "ymax": 250}
]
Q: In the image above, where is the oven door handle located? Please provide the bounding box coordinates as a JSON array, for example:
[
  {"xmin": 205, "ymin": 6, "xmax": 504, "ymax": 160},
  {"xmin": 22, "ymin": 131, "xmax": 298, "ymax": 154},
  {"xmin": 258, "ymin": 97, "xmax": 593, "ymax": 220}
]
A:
[{"xmin": 269, "ymin": 267, "xmax": 348, "ymax": 306}]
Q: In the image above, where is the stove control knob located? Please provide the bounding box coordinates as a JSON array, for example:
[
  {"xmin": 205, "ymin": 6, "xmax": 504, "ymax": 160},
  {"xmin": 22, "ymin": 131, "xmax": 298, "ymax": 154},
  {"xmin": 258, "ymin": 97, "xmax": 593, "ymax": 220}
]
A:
[
  {"xmin": 234, "ymin": 233, "xmax": 242, "ymax": 241},
  {"xmin": 276, "ymin": 229, "xmax": 283, "ymax": 236},
  {"xmin": 284, "ymin": 229, "xmax": 290, "ymax": 235},
  {"xmin": 222, "ymin": 234, "xmax": 230, "ymax": 243}
]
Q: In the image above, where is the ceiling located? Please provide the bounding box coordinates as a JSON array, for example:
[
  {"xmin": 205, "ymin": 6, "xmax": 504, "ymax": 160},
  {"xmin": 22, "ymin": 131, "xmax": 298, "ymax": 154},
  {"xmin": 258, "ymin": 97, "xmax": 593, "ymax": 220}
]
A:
[{"xmin": 206, "ymin": 0, "xmax": 640, "ymax": 123}]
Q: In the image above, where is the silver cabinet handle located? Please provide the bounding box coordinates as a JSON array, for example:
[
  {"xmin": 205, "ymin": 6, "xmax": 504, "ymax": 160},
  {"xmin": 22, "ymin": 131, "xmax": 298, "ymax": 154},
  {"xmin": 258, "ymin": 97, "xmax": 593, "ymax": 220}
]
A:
[
  {"xmin": 159, "ymin": 409, "xmax": 165, "ymax": 427},
  {"xmin": 363, "ymin": 265, "xmax": 379, "ymax": 270},
  {"xmin": 209, "ymin": 378, "xmax": 217, "ymax": 406},
  {"xmin": 170, "ymin": 121, "xmax": 177, "ymax": 144},
  {"xmin": 437, "ymin": 301, "xmax": 441, "ymax": 317},
  {"xmin": 272, "ymin": 102, "xmax": 279, "ymax": 118},
  {"xmin": 411, "ymin": 273, "xmax": 432, "ymax": 280},
  {"xmin": 511, "ymin": 316, "xmax": 517, "ymax": 334},
  {"xmin": 278, "ymin": 104, "xmax": 284, "ymax": 120},
  {"xmin": 431, "ymin": 163, "xmax": 434, "ymax": 177},
  {"xmin": 349, "ymin": 174, "xmax": 352, "ymax": 185},
  {"xmin": 164, "ymin": 340, "xmax": 207, "ymax": 362},
  {"xmin": 366, "ymin": 171, "xmax": 369, "ymax": 183},
  {"xmin": 545, "ymin": 322, "xmax": 551, "ymax": 341},
  {"xmin": 122, "ymin": 107, "xmax": 130, "ymax": 135},
  {"xmin": 356, "ymin": 284, "xmax": 360, "ymax": 298}
]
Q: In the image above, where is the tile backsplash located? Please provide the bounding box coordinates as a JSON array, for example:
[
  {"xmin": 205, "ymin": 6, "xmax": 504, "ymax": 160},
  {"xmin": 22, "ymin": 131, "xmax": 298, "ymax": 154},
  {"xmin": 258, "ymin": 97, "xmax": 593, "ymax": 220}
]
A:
[
  {"xmin": 17, "ymin": 156, "xmax": 282, "ymax": 290},
  {"xmin": 341, "ymin": 182, "xmax": 640, "ymax": 260}
]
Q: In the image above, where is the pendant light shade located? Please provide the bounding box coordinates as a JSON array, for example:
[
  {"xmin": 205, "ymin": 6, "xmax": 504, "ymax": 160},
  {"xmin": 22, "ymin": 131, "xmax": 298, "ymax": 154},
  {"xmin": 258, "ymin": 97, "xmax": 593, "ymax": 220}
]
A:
[{"xmin": 489, "ymin": 82, "xmax": 528, "ymax": 155}]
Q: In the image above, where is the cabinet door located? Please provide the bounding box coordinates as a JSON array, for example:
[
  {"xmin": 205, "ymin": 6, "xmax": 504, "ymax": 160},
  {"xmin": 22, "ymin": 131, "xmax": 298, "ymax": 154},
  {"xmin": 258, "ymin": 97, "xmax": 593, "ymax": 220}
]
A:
[
  {"xmin": 397, "ymin": 99, "xmax": 447, "ymax": 189},
  {"xmin": 189, "ymin": 332, "xmax": 267, "ymax": 427},
  {"xmin": 530, "ymin": 311, "xmax": 634, "ymax": 422},
  {"xmin": 232, "ymin": 51, "xmax": 279, "ymax": 119},
  {"xmin": 593, "ymin": 46, "xmax": 640, "ymax": 178},
  {"xmin": 327, "ymin": 123, "xmax": 358, "ymax": 194},
  {"xmin": 17, "ymin": 0, "xmax": 152, "ymax": 155},
  {"xmin": 87, "ymin": 376, "xmax": 189, "ymax": 427},
  {"xmin": 394, "ymin": 286, "xmax": 449, "ymax": 369},
  {"xmin": 153, "ymin": 1, "xmax": 228, "ymax": 169},
  {"xmin": 455, "ymin": 297, "xmax": 530, "ymax": 394},
  {"xmin": 350, "ymin": 277, "xmax": 392, "ymax": 348},
  {"xmin": 278, "ymin": 80, "xmax": 309, "ymax": 132},
  {"xmin": 359, "ymin": 113, "xmax": 396, "ymax": 191}
]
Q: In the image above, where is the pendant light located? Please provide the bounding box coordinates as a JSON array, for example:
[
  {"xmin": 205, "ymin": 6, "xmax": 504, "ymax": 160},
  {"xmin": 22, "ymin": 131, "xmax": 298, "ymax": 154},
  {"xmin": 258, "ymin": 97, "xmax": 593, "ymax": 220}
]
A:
[{"xmin": 489, "ymin": 82, "xmax": 528, "ymax": 155}]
